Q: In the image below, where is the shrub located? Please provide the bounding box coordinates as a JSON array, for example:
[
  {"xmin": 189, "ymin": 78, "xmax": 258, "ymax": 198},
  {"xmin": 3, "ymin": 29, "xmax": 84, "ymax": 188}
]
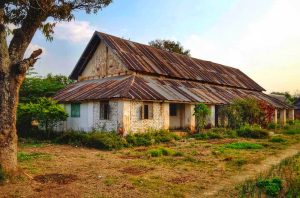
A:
[
  {"xmin": 256, "ymin": 177, "xmax": 282, "ymax": 196},
  {"xmin": 267, "ymin": 122, "xmax": 277, "ymax": 130},
  {"xmin": 284, "ymin": 129, "xmax": 300, "ymax": 135},
  {"xmin": 224, "ymin": 142, "xmax": 263, "ymax": 149},
  {"xmin": 193, "ymin": 132, "xmax": 222, "ymax": 140},
  {"xmin": 55, "ymin": 131, "xmax": 126, "ymax": 150},
  {"xmin": 270, "ymin": 137, "xmax": 287, "ymax": 143},
  {"xmin": 237, "ymin": 125, "xmax": 269, "ymax": 139},
  {"xmin": 147, "ymin": 147, "xmax": 181, "ymax": 157},
  {"xmin": 194, "ymin": 103, "xmax": 211, "ymax": 132},
  {"xmin": 126, "ymin": 130, "xmax": 179, "ymax": 147}
]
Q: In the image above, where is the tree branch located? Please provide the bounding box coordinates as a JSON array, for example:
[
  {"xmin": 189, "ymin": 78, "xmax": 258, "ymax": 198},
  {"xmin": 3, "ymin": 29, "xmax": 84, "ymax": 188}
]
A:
[{"xmin": 14, "ymin": 48, "xmax": 42, "ymax": 74}]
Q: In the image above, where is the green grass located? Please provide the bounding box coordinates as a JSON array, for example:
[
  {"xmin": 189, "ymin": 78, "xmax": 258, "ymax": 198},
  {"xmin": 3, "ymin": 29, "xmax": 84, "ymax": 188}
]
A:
[
  {"xmin": 17, "ymin": 152, "xmax": 52, "ymax": 162},
  {"xmin": 223, "ymin": 142, "xmax": 263, "ymax": 150},
  {"xmin": 148, "ymin": 147, "xmax": 182, "ymax": 157},
  {"xmin": 104, "ymin": 176, "xmax": 119, "ymax": 186},
  {"xmin": 269, "ymin": 137, "xmax": 287, "ymax": 143}
]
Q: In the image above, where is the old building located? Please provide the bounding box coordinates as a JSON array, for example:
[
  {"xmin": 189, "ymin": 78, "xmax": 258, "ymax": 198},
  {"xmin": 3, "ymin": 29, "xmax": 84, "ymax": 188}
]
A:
[
  {"xmin": 54, "ymin": 32, "xmax": 294, "ymax": 133},
  {"xmin": 295, "ymin": 98, "xmax": 300, "ymax": 120}
]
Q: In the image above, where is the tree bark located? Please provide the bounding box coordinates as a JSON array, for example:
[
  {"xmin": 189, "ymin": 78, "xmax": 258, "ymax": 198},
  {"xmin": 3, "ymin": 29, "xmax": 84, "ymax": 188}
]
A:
[{"xmin": 0, "ymin": 72, "xmax": 20, "ymax": 174}]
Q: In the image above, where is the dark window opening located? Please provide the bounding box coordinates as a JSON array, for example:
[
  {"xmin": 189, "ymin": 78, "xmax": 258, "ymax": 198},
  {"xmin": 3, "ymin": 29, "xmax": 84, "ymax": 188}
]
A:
[
  {"xmin": 144, "ymin": 104, "xmax": 149, "ymax": 119},
  {"xmin": 100, "ymin": 101, "xmax": 110, "ymax": 120},
  {"xmin": 170, "ymin": 103, "xmax": 177, "ymax": 116},
  {"xmin": 140, "ymin": 103, "xmax": 153, "ymax": 120},
  {"xmin": 71, "ymin": 103, "xmax": 80, "ymax": 117}
]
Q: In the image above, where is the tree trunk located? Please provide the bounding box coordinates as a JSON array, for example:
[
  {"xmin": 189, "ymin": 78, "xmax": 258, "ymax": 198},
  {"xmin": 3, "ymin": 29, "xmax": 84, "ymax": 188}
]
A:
[{"xmin": 0, "ymin": 72, "xmax": 20, "ymax": 174}]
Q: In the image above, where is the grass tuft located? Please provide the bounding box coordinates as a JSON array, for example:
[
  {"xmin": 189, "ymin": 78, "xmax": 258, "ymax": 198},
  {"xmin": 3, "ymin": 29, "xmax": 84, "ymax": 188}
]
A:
[{"xmin": 223, "ymin": 142, "xmax": 263, "ymax": 150}]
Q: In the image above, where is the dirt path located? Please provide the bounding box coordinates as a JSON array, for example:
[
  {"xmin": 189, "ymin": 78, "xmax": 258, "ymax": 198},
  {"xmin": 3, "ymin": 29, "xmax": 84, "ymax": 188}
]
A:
[{"xmin": 202, "ymin": 143, "xmax": 300, "ymax": 197}]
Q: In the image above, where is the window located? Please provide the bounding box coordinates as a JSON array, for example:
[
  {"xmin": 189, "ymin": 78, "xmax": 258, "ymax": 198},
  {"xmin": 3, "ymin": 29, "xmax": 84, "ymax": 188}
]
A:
[
  {"xmin": 140, "ymin": 103, "xmax": 153, "ymax": 119},
  {"xmin": 144, "ymin": 104, "xmax": 149, "ymax": 119},
  {"xmin": 100, "ymin": 101, "xmax": 110, "ymax": 120},
  {"xmin": 170, "ymin": 103, "xmax": 177, "ymax": 116},
  {"xmin": 71, "ymin": 103, "xmax": 80, "ymax": 117}
]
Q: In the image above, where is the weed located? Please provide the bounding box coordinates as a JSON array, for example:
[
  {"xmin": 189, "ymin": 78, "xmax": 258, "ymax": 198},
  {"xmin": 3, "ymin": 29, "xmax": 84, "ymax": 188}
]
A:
[
  {"xmin": 17, "ymin": 152, "xmax": 52, "ymax": 162},
  {"xmin": 104, "ymin": 177, "xmax": 118, "ymax": 186},
  {"xmin": 148, "ymin": 147, "xmax": 181, "ymax": 157},
  {"xmin": 284, "ymin": 129, "xmax": 300, "ymax": 135},
  {"xmin": 237, "ymin": 125, "xmax": 269, "ymax": 139},
  {"xmin": 269, "ymin": 137, "xmax": 287, "ymax": 143},
  {"xmin": 256, "ymin": 177, "xmax": 282, "ymax": 196},
  {"xmin": 223, "ymin": 142, "xmax": 263, "ymax": 150}
]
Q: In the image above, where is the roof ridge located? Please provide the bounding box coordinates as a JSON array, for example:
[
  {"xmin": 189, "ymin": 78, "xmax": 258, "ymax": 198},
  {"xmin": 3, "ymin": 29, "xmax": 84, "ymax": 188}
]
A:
[{"xmin": 96, "ymin": 31, "xmax": 238, "ymax": 71}]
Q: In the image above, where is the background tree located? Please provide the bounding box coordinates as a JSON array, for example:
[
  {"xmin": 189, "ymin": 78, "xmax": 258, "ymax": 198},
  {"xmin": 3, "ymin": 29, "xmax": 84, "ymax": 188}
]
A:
[
  {"xmin": 18, "ymin": 97, "xmax": 68, "ymax": 137},
  {"xmin": 0, "ymin": 0, "xmax": 112, "ymax": 174},
  {"xmin": 149, "ymin": 39, "xmax": 191, "ymax": 56},
  {"xmin": 194, "ymin": 103, "xmax": 211, "ymax": 132},
  {"xmin": 19, "ymin": 73, "xmax": 73, "ymax": 103}
]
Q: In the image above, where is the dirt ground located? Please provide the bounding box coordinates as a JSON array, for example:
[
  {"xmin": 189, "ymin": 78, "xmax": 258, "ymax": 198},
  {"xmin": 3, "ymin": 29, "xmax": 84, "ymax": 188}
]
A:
[{"xmin": 1, "ymin": 135, "xmax": 300, "ymax": 198}]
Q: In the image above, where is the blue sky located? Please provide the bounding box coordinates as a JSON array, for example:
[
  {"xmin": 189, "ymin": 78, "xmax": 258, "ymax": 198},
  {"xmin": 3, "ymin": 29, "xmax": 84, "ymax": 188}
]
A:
[{"xmin": 28, "ymin": 0, "xmax": 300, "ymax": 94}]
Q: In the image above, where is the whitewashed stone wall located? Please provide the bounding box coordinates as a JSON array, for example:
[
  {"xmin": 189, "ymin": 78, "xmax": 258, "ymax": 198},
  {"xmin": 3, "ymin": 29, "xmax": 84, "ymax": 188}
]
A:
[
  {"xmin": 93, "ymin": 101, "xmax": 119, "ymax": 132},
  {"xmin": 129, "ymin": 101, "xmax": 164, "ymax": 133}
]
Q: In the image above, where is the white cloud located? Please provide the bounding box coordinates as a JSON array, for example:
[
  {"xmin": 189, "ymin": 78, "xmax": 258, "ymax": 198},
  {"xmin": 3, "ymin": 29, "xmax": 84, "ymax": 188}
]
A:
[
  {"xmin": 54, "ymin": 20, "xmax": 96, "ymax": 43},
  {"xmin": 183, "ymin": 0, "xmax": 300, "ymax": 94}
]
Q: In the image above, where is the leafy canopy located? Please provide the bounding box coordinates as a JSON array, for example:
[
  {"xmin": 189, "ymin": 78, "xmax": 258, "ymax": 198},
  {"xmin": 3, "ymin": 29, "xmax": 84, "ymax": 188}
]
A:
[
  {"xmin": 194, "ymin": 103, "xmax": 211, "ymax": 132},
  {"xmin": 149, "ymin": 39, "xmax": 191, "ymax": 56},
  {"xmin": 3, "ymin": 0, "xmax": 112, "ymax": 41},
  {"xmin": 18, "ymin": 97, "xmax": 68, "ymax": 132},
  {"xmin": 19, "ymin": 73, "xmax": 73, "ymax": 103}
]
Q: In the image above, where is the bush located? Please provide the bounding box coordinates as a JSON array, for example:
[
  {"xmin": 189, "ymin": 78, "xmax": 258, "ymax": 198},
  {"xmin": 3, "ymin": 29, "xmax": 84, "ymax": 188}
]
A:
[
  {"xmin": 55, "ymin": 131, "xmax": 126, "ymax": 150},
  {"xmin": 126, "ymin": 130, "xmax": 179, "ymax": 147},
  {"xmin": 148, "ymin": 147, "xmax": 182, "ymax": 157},
  {"xmin": 267, "ymin": 122, "xmax": 277, "ymax": 130},
  {"xmin": 270, "ymin": 137, "xmax": 287, "ymax": 143},
  {"xmin": 257, "ymin": 178, "xmax": 282, "ymax": 196},
  {"xmin": 193, "ymin": 132, "xmax": 222, "ymax": 140},
  {"xmin": 224, "ymin": 142, "xmax": 263, "ymax": 149},
  {"xmin": 237, "ymin": 125, "xmax": 269, "ymax": 139},
  {"xmin": 284, "ymin": 129, "xmax": 300, "ymax": 135}
]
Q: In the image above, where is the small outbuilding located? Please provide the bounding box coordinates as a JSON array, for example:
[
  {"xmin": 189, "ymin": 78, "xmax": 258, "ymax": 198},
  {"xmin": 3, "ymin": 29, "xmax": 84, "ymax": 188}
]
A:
[
  {"xmin": 54, "ymin": 32, "xmax": 293, "ymax": 134},
  {"xmin": 295, "ymin": 98, "xmax": 300, "ymax": 120}
]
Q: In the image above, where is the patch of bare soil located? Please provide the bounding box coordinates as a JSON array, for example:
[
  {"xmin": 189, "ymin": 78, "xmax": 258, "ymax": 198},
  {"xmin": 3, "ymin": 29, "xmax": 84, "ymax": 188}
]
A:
[
  {"xmin": 119, "ymin": 155, "xmax": 141, "ymax": 159},
  {"xmin": 168, "ymin": 175, "xmax": 196, "ymax": 184},
  {"xmin": 34, "ymin": 173, "xmax": 78, "ymax": 185},
  {"xmin": 120, "ymin": 166, "xmax": 154, "ymax": 175}
]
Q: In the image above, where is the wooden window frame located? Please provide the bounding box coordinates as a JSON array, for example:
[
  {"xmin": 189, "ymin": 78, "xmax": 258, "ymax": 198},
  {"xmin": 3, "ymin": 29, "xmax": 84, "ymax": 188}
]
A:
[
  {"xmin": 140, "ymin": 102, "xmax": 153, "ymax": 120},
  {"xmin": 100, "ymin": 101, "xmax": 110, "ymax": 120},
  {"xmin": 71, "ymin": 103, "xmax": 80, "ymax": 118}
]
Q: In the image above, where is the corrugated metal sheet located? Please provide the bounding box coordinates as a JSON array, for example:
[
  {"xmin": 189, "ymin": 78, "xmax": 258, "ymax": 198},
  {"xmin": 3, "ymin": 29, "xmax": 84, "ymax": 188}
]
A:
[
  {"xmin": 54, "ymin": 74, "xmax": 290, "ymax": 109},
  {"xmin": 70, "ymin": 32, "xmax": 265, "ymax": 92}
]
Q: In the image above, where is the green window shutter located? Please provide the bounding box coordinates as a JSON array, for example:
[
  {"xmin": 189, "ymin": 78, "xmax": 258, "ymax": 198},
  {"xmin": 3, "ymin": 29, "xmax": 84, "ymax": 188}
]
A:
[{"xmin": 71, "ymin": 103, "xmax": 80, "ymax": 117}]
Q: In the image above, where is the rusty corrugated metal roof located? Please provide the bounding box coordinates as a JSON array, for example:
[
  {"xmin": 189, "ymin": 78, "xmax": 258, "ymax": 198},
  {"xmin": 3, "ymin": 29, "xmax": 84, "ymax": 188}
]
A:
[
  {"xmin": 54, "ymin": 74, "xmax": 290, "ymax": 109},
  {"xmin": 70, "ymin": 32, "xmax": 265, "ymax": 92}
]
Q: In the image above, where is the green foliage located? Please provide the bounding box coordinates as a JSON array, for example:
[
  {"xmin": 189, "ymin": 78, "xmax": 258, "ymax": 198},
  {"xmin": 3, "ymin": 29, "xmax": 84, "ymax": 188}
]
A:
[
  {"xmin": 223, "ymin": 142, "xmax": 263, "ymax": 149},
  {"xmin": 17, "ymin": 152, "xmax": 51, "ymax": 162},
  {"xmin": 126, "ymin": 130, "xmax": 180, "ymax": 147},
  {"xmin": 192, "ymin": 132, "xmax": 222, "ymax": 140},
  {"xmin": 18, "ymin": 97, "xmax": 68, "ymax": 132},
  {"xmin": 237, "ymin": 125, "xmax": 269, "ymax": 139},
  {"xmin": 256, "ymin": 178, "xmax": 282, "ymax": 196},
  {"xmin": 148, "ymin": 147, "xmax": 182, "ymax": 157},
  {"xmin": 267, "ymin": 122, "xmax": 277, "ymax": 130},
  {"xmin": 55, "ymin": 131, "xmax": 126, "ymax": 150},
  {"xmin": 149, "ymin": 39, "xmax": 190, "ymax": 55},
  {"xmin": 193, "ymin": 103, "xmax": 211, "ymax": 132},
  {"xmin": 284, "ymin": 129, "xmax": 300, "ymax": 135},
  {"xmin": 270, "ymin": 137, "xmax": 287, "ymax": 143},
  {"xmin": 19, "ymin": 74, "xmax": 73, "ymax": 103},
  {"xmin": 218, "ymin": 98, "xmax": 262, "ymax": 129}
]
